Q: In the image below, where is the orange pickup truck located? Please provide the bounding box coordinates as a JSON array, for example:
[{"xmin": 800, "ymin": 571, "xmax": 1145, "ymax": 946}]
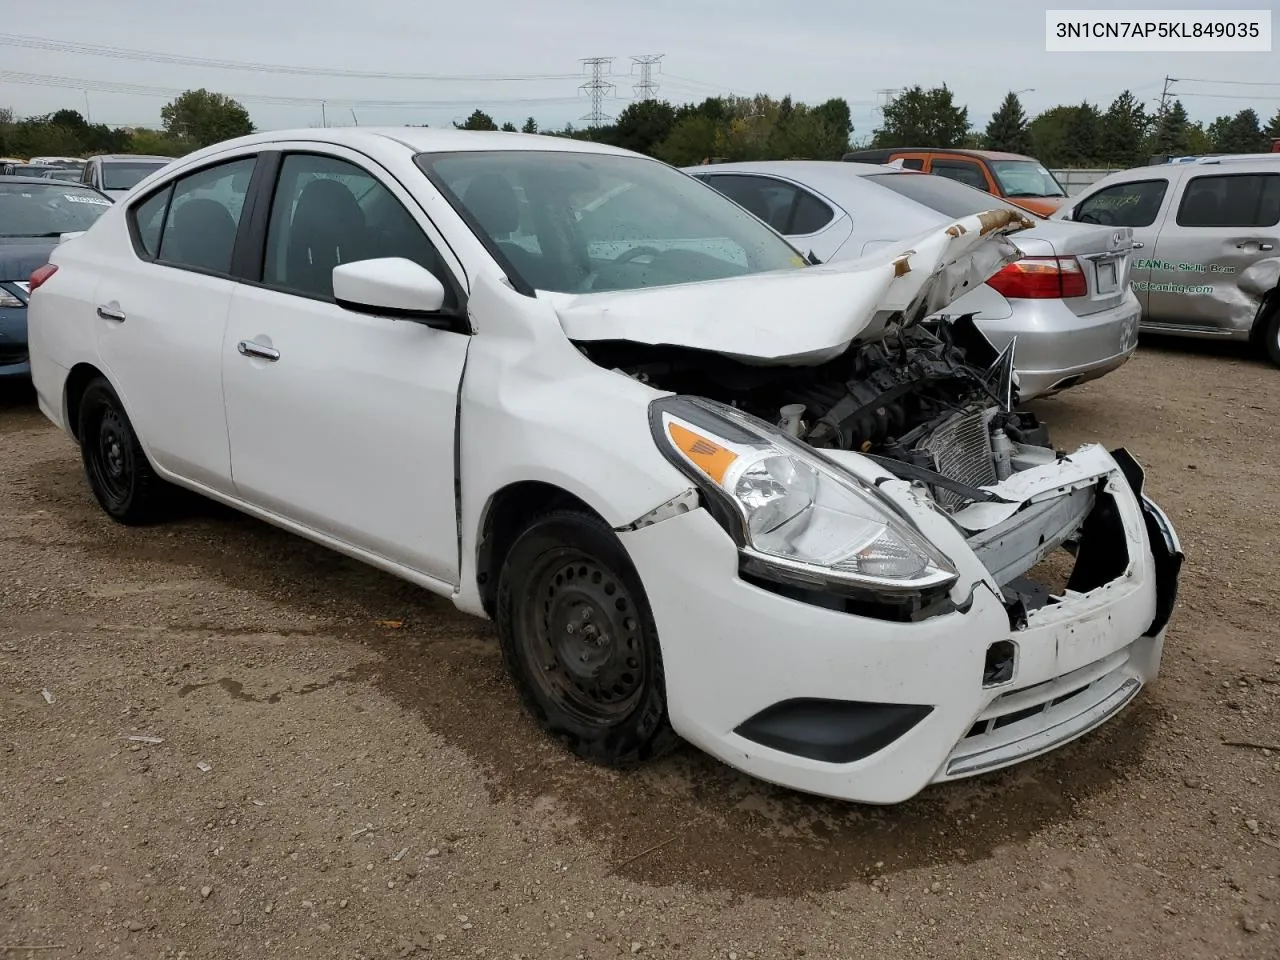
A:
[{"xmin": 841, "ymin": 147, "xmax": 1069, "ymax": 216}]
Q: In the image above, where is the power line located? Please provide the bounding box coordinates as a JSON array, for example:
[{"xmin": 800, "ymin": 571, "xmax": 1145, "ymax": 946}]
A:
[
  {"xmin": 0, "ymin": 33, "xmax": 580, "ymax": 82},
  {"xmin": 0, "ymin": 69, "xmax": 592, "ymax": 108},
  {"xmin": 630, "ymin": 55, "xmax": 664, "ymax": 101},
  {"xmin": 579, "ymin": 57, "xmax": 616, "ymax": 127},
  {"xmin": 1170, "ymin": 77, "xmax": 1280, "ymax": 88},
  {"xmin": 1175, "ymin": 92, "xmax": 1280, "ymax": 101}
]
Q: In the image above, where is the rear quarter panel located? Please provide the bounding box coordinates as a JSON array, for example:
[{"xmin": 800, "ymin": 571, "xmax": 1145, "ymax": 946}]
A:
[{"xmin": 28, "ymin": 236, "xmax": 108, "ymax": 432}]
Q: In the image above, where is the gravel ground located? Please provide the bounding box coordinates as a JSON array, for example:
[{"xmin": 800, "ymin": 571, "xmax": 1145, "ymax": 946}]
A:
[{"xmin": 1, "ymin": 338, "xmax": 1278, "ymax": 960}]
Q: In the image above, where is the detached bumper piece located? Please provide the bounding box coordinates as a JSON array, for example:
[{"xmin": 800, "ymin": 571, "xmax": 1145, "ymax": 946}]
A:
[{"xmin": 735, "ymin": 698, "xmax": 933, "ymax": 764}]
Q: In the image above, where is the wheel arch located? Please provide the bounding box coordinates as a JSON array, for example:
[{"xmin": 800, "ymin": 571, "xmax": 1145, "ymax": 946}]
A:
[
  {"xmin": 63, "ymin": 361, "xmax": 110, "ymax": 441},
  {"xmin": 474, "ymin": 480, "xmax": 611, "ymax": 618}
]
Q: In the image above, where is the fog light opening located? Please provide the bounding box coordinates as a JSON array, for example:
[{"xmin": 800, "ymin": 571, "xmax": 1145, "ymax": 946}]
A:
[{"xmin": 983, "ymin": 640, "xmax": 1017, "ymax": 687}]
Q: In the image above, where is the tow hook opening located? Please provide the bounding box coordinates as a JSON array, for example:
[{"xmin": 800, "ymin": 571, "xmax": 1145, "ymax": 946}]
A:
[{"xmin": 983, "ymin": 640, "xmax": 1017, "ymax": 687}]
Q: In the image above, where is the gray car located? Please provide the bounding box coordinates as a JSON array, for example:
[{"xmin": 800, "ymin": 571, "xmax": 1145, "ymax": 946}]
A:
[
  {"xmin": 684, "ymin": 160, "xmax": 1141, "ymax": 400},
  {"xmin": 1053, "ymin": 155, "xmax": 1280, "ymax": 365},
  {"xmin": 80, "ymin": 154, "xmax": 173, "ymax": 201}
]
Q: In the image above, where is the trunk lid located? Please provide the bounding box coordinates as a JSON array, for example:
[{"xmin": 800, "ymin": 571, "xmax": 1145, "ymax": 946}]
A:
[{"xmin": 1014, "ymin": 220, "xmax": 1135, "ymax": 316}]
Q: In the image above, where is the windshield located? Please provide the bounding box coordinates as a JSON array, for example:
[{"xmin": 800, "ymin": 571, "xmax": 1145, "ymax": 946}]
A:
[
  {"xmin": 0, "ymin": 182, "xmax": 112, "ymax": 237},
  {"xmin": 863, "ymin": 172, "xmax": 1042, "ymax": 220},
  {"xmin": 417, "ymin": 150, "xmax": 807, "ymax": 294},
  {"xmin": 987, "ymin": 160, "xmax": 1066, "ymax": 198},
  {"xmin": 103, "ymin": 160, "xmax": 168, "ymax": 191}
]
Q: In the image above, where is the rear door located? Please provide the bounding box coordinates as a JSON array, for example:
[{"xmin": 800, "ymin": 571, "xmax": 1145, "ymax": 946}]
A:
[
  {"xmin": 1070, "ymin": 176, "xmax": 1176, "ymax": 314},
  {"xmin": 93, "ymin": 153, "xmax": 259, "ymax": 493},
  {"xmin": 696, "ymin": 173, "xmax": 853, "ymax": 261},
  {"xmin": 1148, "ymin": 171, "xmax": 1280, "ymax": 334}
]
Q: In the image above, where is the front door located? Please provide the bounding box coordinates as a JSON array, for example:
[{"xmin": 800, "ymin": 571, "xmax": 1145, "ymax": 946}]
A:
[
  {"xmin": 94, "ymin": 154, "xmax": 258, "ymax": 492},
  {"xmin": 1148, "ymin": 170, "xmax": 1280, "ymax": 334},
  {"xmin": 1071, "ymin": 175, "xmax": 1175, "ymax": 316},
  {"xmin": 221, "ymin": 149, "xmax": 471, "ymax": 584}
]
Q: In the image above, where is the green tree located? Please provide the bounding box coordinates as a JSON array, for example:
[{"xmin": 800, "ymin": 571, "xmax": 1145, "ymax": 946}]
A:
[
  {"xmin": 654, "ymin": 114, "xmax": 721, "ymax": 166},
  {"xmin": 521, "ymin": 116, "xmax": 538, "ymax": 134},
  {"xmin": 1028, "ymin": 105, "xmax": 1077, "ymax": 167},
  {"xmin": 1100, "ymin": 90, "xmax": 1148, "ymax": 167},
  {"xmin": 1061, "ymin": 101, "xmax": 1103, "ymax": 166},
  {"xmin": 1266, "ymin": 108, "xmax": 1280, "ymax": 142},
  {"xmin": 1152, "ymin": 100, "xmax": 1191, "ymax": 157},
  {"xmin": 127, "ymin": 128, "xmax": 192, "ymax": 156},
  {"xmin": 984, "ymin": 91, "xmax": 1031, "ymax": 154},
  {"xmin": 500, "ymin": 121, "xmax": 517, "ymax": 132},
  {"xmin": 873, "ymin": 85, "xmax": 969, "ymax": 148},
  {"xmin": 160, "ymin": 90, "xmax": 253, "ymax": 149},
  {"xmin": 455, "ymin": 109, "xmax": 497, "ymax": 131},
  {"xmin": 611, "ymin": 99, "xmax": 677, "ymax": 155},
  {"xmin": 1208, "ymin": 109, "xmax": 1268, "ymax": 153}
]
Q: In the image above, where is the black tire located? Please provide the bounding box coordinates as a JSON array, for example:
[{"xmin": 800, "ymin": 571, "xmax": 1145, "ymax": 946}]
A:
[
  {"xmin": 1262, "ymin": 299, "xmax": 1280, "ymax": 368},
  {"xmin": 495, "ymin": 508, "xmax": 680, "ymax": 766},
  {"xmin": 76, "ymin": 377, "xmax": 167, "ymax": 525}
]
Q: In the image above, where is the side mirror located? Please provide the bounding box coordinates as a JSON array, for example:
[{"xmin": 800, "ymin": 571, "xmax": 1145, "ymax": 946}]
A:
[{"xmin": 332, "ymin": 257, "xmax": 449, "ymax": 321}]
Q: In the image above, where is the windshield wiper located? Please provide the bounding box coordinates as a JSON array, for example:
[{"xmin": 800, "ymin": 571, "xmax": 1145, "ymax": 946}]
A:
[{"xmin": 5, "ymin": 232, "xmax": 65, "ymax": 238}]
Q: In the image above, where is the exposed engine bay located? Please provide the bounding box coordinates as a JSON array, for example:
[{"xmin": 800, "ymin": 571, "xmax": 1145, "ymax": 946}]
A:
[{"xmin": 582, "ymin": 314, "xmax": 1059, "ymax": 515}]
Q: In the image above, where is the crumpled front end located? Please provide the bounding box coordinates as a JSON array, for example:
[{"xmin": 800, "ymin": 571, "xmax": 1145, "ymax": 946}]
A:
[{"xmin": 617, "ymin": 441, "xmax": 1182, "ymax": 805}]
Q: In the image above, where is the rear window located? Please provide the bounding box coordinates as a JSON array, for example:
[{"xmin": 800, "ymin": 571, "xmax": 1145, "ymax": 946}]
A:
[
  {"xmin": 862, "ymin": 172, "xmax": 1038, "ymax": 219},
  {"xmin": 0, "ymin": 182, "xmax": 112, "ymax": 237},
  {"xmin": 103, "ymin": 160, "xmax": 170, "ymax": 192}
]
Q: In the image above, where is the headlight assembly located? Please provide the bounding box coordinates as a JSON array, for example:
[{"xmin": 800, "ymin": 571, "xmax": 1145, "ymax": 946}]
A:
[{"xmin": 649, "ymin": 396, "xmax": 958, "ymax": 597}]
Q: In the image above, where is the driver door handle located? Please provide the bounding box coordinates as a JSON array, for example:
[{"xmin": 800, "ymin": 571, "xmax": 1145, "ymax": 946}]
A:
[
  {"xmin": 96, "ymin": 304, "xmax": 126, "ymax": 322},
  {"xmin": 1131, "ymin": 241, "xmax": 1144, "ymax": 249},
  {"xmin": 237, "ymin": 340, "xmax": 280, "ymax": 362}
]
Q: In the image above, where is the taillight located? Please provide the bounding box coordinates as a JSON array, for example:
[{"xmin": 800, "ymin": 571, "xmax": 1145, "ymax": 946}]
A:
[
  {"xmin": 28, "ymin": 263, "xmax": 58, "ymax": 293},
  {"xmin": 986, "ymin": 256, "xmax": 1087, "ymax": 300}
]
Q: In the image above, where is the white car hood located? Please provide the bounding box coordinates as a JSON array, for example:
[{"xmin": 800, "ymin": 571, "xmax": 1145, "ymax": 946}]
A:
[{"xmin": 549, "ymin": 209, "xmax": 1034, "ymax": 366}]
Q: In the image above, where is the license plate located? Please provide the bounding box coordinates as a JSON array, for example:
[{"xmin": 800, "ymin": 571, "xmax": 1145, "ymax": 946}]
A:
[{"xmin": 1097, "ymin": 260, "xmax": 1117, "ymax": 293}]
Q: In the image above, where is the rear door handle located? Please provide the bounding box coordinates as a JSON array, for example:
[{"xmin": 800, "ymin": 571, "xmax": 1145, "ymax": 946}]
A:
[
  {"xmin": 96, "ymin": 304, "xmax": 126, "ymax": 322},
  {"xmin": 237, "ymin": 340, "xmax": 280, "ymax": 362},
  {"xmin": 1236, "ymin": 241, "xmax": 1275, "ymax": 251},
  {"xmin": 1131, "ymin": 241, "xmax": 1144, "ymax": 249}
]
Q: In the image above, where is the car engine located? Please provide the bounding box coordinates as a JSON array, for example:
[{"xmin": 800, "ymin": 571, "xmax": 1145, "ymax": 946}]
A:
[{"xmin": 583, "ymin": 316, "xmax": 1057, "ymax": 512}]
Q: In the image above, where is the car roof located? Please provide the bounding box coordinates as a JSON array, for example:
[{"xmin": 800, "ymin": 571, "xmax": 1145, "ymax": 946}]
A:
[
  {"xmin": 842, "ymin": 147, "xmax": 1035, "ymax": 162},
  {"xmin": 0, "ymin": 174, "xmax": 100, "ymax": 186},
  {"xmin": 177, "ymin": 127, "xmax": 636, "ymax": 164},
  {"xmin": 683, "ymin": 159, "xmax": 909, "ymax": 194},
  {"xmin": 91, "ymin": 154, "xmax": 173, "ymax": 162}
]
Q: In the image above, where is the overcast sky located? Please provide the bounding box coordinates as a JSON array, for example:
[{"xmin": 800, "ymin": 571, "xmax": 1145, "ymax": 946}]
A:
[{"xmin": 2, "ymin": 0, "xmax": 1276, "ymax": 135}]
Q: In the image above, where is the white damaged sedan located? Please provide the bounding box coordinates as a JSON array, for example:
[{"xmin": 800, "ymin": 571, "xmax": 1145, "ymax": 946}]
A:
[{"xmin": 25, "ymin": 129, "xmax": 1183, "ymax": 804}]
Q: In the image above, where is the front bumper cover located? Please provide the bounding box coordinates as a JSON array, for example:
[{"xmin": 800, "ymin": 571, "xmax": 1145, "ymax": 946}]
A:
[{"xmin": 618, "ymin": 444, "xmax": 1182, "ymax": 804}]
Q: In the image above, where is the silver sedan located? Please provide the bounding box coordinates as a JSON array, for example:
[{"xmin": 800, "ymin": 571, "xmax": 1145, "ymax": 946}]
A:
[{"xmin": 683, "ymin": 160, "xmax": 1141, "ymax": 401}]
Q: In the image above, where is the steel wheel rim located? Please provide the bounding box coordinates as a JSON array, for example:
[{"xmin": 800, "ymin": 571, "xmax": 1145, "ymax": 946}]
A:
[
  {"xmin": 519, "ymin": 547, "xmax": 648, "ymax": 726},
  {"xmin": 90, "ymin": 405, "xmax": 132, "ymax": 505}
]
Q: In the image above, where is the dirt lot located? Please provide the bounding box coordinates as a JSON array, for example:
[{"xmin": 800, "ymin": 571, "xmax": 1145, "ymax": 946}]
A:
[{"xmin": 1, "ymin": 339, "xmax": 1278, "ymax": 960}]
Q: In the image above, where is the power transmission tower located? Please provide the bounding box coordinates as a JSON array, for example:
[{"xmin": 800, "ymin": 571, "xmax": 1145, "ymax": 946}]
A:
[
  {"xmin": 1158, "ymin": 75, "xmax": 1172, "ymax": 117},
  {"xmin": 579, "ymin": 57, "xmax": 616, "ymax": 127},
  {"xmin": 630, "ymin": 54, "xmax": 664, "ymax": 101},
  {"xmin": 875, "ymin": 87, "xmax": 902, "ymax": 114}
]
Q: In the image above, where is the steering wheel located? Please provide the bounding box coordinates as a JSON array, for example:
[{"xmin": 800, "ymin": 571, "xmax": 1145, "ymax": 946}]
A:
[{"xmin": 612, "ymin": 245, "xmax": 664, "ymax": 264}]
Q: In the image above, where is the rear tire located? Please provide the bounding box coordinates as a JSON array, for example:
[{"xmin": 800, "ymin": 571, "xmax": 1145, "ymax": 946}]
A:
[
  {"xmin": 495, "ymin": 508, "xmax": 680, "ymax": 766},
  {"xmin": 76, "ymin": 377, "xmax": 167, "ymax": 525},
  {"xmin": 1263, "ymin": 299, "xmax": 1280, "ymax": 368}
]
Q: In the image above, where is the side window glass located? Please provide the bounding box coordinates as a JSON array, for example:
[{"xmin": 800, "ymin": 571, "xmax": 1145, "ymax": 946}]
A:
[
  {"xmin": 702, "ymin": 175, "xmax": 796, "ymax": 232},
  {"xmin": 263, "ymin": 153, "xmax": 455, "ymax": 305},
  {"xmin": 900, "ymin": 158, "xmax": 925, "ymax": 171},
  {"xmin": 156, "ymin": 157, "xmax": 256, "ymax": 275},
  {"xmin": 1075, "ymin": 180, "xmax": 1167, "ymax": 228},
  {"xmin": 1177, "ymin": 174, "xmax": 1275, "ymax": 228},
  {"xmin": 789, "ymin": 189, "xmax": 835, "ymax": 234},
  {"xmin": 131, "ymin": 185, "xmax": 173, "ymax": 258},
  {"xmin": 932, "ymin": 161, "xmax": 987, "ymax": 191},
  {"xmin": 1259, "ymin": 175, "xmax": 1280, "ymax": 227}
]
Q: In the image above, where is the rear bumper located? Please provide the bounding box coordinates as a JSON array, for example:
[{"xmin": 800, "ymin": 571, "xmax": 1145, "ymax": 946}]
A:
[{"xmin": 978, "ymin": 295, "xmax": 1141, "ymax": 401}]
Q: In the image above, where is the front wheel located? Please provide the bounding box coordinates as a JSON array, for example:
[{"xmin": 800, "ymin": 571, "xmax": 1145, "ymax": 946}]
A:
[
  {"xmin": 495, "ymin": 509, "xmax": 680, "ymax": 766},
  {"xmin": 77, "ymin": 377, "xmax": 167, "ymax": 525}
]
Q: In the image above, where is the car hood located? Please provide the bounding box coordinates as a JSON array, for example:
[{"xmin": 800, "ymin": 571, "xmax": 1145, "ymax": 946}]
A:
[
  {"xmin": 549, "ymin": 209, "xmax": 1034, "ymax": 365},
  {"xmin": 0, "ymin": 236, "xmax": 59, "ymax": 285}
]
